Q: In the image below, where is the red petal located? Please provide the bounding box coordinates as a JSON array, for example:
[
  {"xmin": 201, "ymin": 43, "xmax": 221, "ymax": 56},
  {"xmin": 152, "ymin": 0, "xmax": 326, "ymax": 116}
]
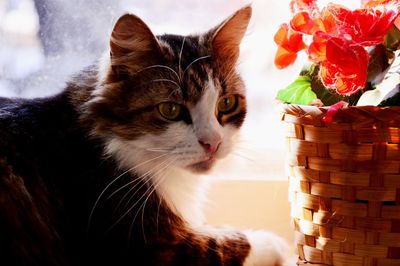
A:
[
  {"xmin": 318, "ymin": 37, "xmax": 368, "ymax": 95},
  {"xmin": 327, "ymin": 3, "xmax": 352, "ymax": 23},
  {"xmin": 274, "ymin": 23, "xmax": 289, "ymax": 45},
  {"xmin": 320, "ymin": 7, "xmax": 338, "ymax": 33},
  {"xmin": 290, "ymin": 11, "xmax": 317, "ymax": 34},
  {"xmin": 274, "ymin": 46, "xmax": 298, "ymax": 69},
  {"xmin": 354, "ymin": 7, "xmax": 399, "ymax": 45},
  {"xmin": 329, "ymin": 2, "xmax": 400, "ymax": 46},
  {"xmin": 308, "ymin": 31, "xmax": 328, "ymax": 62},
  {"xmin": 363, "ymin": 0, "xmax": 398, "ymax": 8},
  {"xmin": 322, "ymin": 101, "xmax": 348, "ymax": 123},
  {"xmin": 290, "ymin": 0, "xmax": 319, "ymax": 14},
  {"xmin": 326, "ymin": 38, "xmax": 369, "ymax": 75},
  {"xmin": 286, "ymin": 31, "xmax": 307, "ymax": 52},
  {"xmin": 274, "ymin": 23, "xmax": 306, "ymax": 53},
  {"xmin": 319, "ymin": 60, "xmax": 367, "ymax": 96}
]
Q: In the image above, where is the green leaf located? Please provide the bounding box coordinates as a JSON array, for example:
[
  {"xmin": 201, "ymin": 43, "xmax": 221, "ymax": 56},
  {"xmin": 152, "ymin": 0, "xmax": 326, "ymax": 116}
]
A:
[{"xmin": 277, "ymin": 76, "xmax": 316, "ymax": 105}]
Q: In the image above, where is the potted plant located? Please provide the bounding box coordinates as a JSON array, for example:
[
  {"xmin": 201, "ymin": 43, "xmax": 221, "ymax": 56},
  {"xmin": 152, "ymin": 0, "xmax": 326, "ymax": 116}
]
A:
[{"xmin": 274, "ymin": 0, "xmax": 400, "ymax": 265}]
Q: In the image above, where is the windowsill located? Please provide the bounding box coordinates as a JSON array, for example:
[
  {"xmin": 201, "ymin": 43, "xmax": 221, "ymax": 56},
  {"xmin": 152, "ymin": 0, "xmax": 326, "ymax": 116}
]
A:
[{"xmin": 205, "ymin": 179, "xmax": 293, "ymax": 245}]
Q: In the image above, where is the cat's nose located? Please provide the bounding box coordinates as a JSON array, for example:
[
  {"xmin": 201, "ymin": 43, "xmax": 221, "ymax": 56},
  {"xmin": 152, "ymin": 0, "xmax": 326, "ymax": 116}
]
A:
[{"xmin": 198, "ymin": 137, "xmax": 222, "ymax": 155}]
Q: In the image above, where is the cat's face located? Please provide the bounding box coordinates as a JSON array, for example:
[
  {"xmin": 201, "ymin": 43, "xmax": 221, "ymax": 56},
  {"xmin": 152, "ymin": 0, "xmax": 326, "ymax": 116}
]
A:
[{"xmin": 88, "ymin": 7, "xmax": 251, "ymax": 175}]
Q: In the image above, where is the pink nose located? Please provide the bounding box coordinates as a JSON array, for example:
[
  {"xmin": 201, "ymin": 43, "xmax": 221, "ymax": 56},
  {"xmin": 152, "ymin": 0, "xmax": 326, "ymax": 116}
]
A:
[{"xmin": 198, "ymin": 138, "xmax": 222, "ymax": 154}]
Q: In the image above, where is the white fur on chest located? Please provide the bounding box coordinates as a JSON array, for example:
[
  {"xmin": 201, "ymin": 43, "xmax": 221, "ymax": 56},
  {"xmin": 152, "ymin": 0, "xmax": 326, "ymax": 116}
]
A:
[
  {"xmin": 152, "ymin": 168, "xmax": 208, "ymax": 227},
  {"xmin": 106, "ymin": 138, "xmax": 208, "ymax": 227}
]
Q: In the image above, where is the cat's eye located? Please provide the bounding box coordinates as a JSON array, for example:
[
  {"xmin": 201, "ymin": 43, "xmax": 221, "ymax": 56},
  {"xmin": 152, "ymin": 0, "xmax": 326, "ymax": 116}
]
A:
[
  {"xmin": 217, "ymin": 95, "xmax": 238, "ymax": 114},
  {"xmin": 157, "ymin": 102, "xmax": 182, "ymax": 121}
]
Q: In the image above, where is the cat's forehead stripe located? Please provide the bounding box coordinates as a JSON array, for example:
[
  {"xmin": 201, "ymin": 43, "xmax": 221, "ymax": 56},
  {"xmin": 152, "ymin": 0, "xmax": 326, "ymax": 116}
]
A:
[{"xmin": 158, "ymin": 34, "xmax": 215, "ymax": 102}]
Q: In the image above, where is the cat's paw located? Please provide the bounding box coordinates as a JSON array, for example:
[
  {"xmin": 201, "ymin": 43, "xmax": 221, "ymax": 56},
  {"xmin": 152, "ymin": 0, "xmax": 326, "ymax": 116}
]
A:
[{"xmin": 243, "ymin": 230, "xmax": 291, "ymax": 266}]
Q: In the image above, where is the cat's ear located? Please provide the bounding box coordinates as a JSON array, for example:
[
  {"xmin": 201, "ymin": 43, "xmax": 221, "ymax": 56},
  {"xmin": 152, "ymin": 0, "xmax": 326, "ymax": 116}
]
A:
[
  {"xmin": 110, "ymin": 14, "xmax": 161, "ymax": 75},
  {"xmin": 210, "ymin": 6, "xmax": 252, "ymax": 68}
]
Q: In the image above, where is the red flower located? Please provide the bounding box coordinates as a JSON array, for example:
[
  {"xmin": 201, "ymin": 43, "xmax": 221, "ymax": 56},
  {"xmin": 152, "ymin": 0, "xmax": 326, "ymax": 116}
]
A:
[
  {"xmin": 290, "ymin": 6, "xmax": 338, "ymax": 35},
  {"xmin": 362, "ymin": 0, "xmax": 399, "ymax": 8},
  {"xmin": 328, "ymin": 2, "xmax": 400, "ymax": 46},
  {"xmin": 290, "ymin": 0, "xmax": 319, "ymax": 14},
  {"xmin": 319, "ymin": 37, "xmax": 369, "ymax": 95},
  {"xmin": 308, "ymin": 31, "xmax": 328, "ymax": 62},
  {"xmin": 274, "ymin": 0, "xmax": 400, "ymax": 96},
  {"xmin": 320, "ymin": 7, "xmax": 338, "ymax": 34},
  {"xmin": 362, "ymin": 0, "xmax": 400, "ymax": 30},
  {"xmin": 290, "ymin": 11, "xmax": 316, "ymax": 34},
  {"xmin": 274, "ymin": 23, "xmax": 307, "ymax": 69}
]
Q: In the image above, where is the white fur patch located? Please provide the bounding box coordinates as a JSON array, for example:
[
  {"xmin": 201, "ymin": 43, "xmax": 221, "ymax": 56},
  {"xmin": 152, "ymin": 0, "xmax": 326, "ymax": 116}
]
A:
[
  {"xmin": 152, "ymin": 168, "xmax": 209, "ymax": 227},
  {"xmin": 191, "ymin": 80, "xmax": 222, "ymax": 147},
  {"xmin": 243, "ymin": 230, "xmax": 290, "ymax": 266}
]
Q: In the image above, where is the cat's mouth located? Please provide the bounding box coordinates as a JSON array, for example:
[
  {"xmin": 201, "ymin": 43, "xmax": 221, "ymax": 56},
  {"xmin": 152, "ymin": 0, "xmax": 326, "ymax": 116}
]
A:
[{"xmin": 187, "ymin": 157, "xmax": 216, "ymax": 173}]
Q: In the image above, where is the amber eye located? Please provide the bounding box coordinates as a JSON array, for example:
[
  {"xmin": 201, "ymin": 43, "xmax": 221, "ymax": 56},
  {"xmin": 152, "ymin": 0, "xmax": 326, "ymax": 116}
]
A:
[
  {"xmin": 157, "ymin": 102, "xmax": 182, "ymax": 120},
  {"xmin": 218, "ymin": 95, "xmax": 238, "ymax": 114}
]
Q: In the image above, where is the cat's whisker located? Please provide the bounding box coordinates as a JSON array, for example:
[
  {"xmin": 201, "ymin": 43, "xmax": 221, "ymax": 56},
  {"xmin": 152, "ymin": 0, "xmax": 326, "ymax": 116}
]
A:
[
  {"xmin": 167, "ymin": 88, "xmax": 180, "ymax": 99},
  {"xmin": 111, "ymin": 175, "xmax": 152, "ymax": 218},
  {"xmin": 108, "ymin": 181, "xmax": 154, "ymax": 233},
  {"xmin": 136, "ymin": 162, "xmax": 173, "ymax": 243},
  {"xmin": 113, "ymin": 157, "xmax": 172, "ymax": 214},
  {"xmin": 150, "ymin": 79, "xmax": 181, "ymax": 90},
  {"xmin": 178, "ymin": 37, "xmax": 186, "ymax": 82},
  {"xmin": 107, "ymin": 175, "xmax": 143, "ymax": 201},
  {"xmin": 182, "ymin": 55, "xmax": 211, "ymax": 76},
  {"xmin": 107, "ymin": 157, "xmax": 175, "ymax": 232},
  {"xmin": 88, "ymin": 167, "xmax": 134, "ymax": 231},
  {"xmin": 123, "ymin": 156, "xmax": 173, "ymax": 201},
  {"xmin": 233, "ymin": 140, "xmax": 265, "ymax": 150},
  {"xmin": 87, "ymin": 152, "xmax": 170, "ymax": 230},
  {"xmin": 144, "ymin": 76, "xmax": 183, "ymax": 108},
  {"xmin": 108, "ymin": 153, "xmax": 173, "ymax": 202},
  {"xmin": 145, "ymin": 147, "xmax": 173, "ymax": 152},
  {"xmin": 136, "ymin": 64, "xmax": 180, "ymax": 81},
  {"xmin": 155, "ymin": 182, "xmax": 166, "ymax": 237},
  {"xmin": 127, "ymin": 158, "xmax": 174, "ymax": 217},
  {"xmin": 110, "ymin": 155, "xmax": 171, "ymax": 213},
  {"xmin": 230, "ymin": 151, "xmax": 256, "ymax": 163},
  {"xmin": 234, "ymin": 145, "xmax": 259, "ymax": 154}
]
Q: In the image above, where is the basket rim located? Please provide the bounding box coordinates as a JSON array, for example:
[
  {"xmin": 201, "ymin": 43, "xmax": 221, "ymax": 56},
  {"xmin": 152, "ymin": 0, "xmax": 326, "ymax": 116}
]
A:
[{"xmin": 280, "ymin": 104, "xmax": 400, "ymax": 126}]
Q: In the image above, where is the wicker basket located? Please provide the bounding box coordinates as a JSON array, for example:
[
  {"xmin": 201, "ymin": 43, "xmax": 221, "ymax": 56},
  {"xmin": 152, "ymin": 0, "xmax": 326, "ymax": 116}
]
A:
[{"xmin": 281, "ymin": 104, "xmax": 400, "ymax": 266}]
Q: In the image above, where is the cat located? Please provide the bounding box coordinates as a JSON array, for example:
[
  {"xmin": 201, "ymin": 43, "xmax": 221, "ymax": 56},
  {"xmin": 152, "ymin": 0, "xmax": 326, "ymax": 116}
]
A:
[{"xmin": 0, "ymin": 6, "xmax": 289, "ymax": 266}]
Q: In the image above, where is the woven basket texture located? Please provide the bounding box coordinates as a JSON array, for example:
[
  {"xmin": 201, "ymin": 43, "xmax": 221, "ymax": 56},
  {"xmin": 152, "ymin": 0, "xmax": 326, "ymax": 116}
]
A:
[{"xmin": 281, "ymin": 104, "xmax": 400, "ymax": 266}]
